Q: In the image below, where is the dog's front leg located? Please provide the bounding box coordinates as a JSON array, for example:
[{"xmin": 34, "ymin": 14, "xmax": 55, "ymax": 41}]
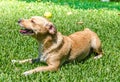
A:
[
  {"xmin": 23, "ymin": 60, "xmax": 60, "ymax": 75},
  {"xmin": 23, "ymin": 65, "xmax": 59, "ymax": 76},
  {"xmin": 12, "ymin": 59, "xmax": 32, "ymax": 64},
  {"xmin": 12, "ymin": 58, "xmax": 41, "ymax": 64},
  {"xmin": 12, "ymin": 53, "xmax": 42, "ymax": 64}
]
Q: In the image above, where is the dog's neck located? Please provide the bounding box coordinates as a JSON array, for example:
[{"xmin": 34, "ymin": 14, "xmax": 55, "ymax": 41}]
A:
[{"xmin": 33, "ymin": 32, "xmax": 63, "ymax": 54}]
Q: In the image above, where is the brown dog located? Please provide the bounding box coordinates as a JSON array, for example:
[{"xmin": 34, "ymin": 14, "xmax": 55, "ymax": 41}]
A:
[{"xmin": 13, "ymin": 16, "xmax": 102, "ymax": 75}]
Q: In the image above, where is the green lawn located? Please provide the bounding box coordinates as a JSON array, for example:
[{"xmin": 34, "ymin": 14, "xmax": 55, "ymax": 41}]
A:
[{"xmin": 0, "ymin": 0, "xmax": 120, "ymax": 82}]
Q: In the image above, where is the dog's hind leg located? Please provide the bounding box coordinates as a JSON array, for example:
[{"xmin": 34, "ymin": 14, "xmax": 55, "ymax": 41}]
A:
[
  {"xmin": 91, "ymin": 37, "xmax": 103, "ymax": 59},
  {"xmin": 93, "ymin": 47, "xmax": 103, "ymax": 59}
]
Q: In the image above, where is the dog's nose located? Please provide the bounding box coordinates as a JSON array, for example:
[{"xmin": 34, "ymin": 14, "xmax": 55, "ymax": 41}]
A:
[{"xmin": 18, "ymin": 19, "xmax": 22, "ymax": 23}]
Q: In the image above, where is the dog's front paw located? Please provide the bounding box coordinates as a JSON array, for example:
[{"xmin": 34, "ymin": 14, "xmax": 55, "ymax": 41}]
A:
[
  {"xmin": 11, "ymin": 60, "xmax": 19, "ymax": 64},
  {"xmin": 22, "ymin": 71, "xmax": 30, "ymax": 76},
  {"xmin": 22, "ymin": 71, "xmax": 33, "ymax": 76}
]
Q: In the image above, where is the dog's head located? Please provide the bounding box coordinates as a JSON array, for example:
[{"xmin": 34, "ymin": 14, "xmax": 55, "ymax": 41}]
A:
[{"xmin": 18, "ymin": 16, "xmax": 57, "ymax": 36}]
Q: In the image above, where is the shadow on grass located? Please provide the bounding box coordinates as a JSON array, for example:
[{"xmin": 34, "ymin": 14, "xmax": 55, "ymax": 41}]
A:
[{"xmin": 18, "ymin": 0, "xmax": 120, "ymax": 10}]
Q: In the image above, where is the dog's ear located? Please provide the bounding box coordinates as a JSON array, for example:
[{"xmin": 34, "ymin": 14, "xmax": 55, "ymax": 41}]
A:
[{"xmin": 46, "ymin": 23, "xmax": 57, "ymax": 35}]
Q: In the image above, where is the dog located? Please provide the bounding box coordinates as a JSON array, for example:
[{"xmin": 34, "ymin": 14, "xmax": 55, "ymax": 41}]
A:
[{"xmin": 13, "ymin": 16, "xmax": 103, "ymax": 75}]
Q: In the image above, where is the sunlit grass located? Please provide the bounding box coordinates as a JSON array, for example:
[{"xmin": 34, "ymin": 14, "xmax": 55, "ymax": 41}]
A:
[{"xmin": 0, "ymin": 0, "xmax": 120, "ymax": 82}]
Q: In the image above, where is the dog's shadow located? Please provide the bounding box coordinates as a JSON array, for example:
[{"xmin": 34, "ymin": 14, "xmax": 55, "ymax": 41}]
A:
[{"xmin": 62, "ymin": 49, "xmax": 95, "ymax": 66}]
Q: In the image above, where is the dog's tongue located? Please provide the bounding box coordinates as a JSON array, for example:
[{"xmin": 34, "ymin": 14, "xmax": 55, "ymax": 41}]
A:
[{"xmin": 20, "ymin": 29, "xmax": 27, "ymax": 33}]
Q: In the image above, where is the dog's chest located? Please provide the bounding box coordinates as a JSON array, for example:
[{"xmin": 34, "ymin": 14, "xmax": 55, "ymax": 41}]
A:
[
  {"xmin": 39, "ymin": 53, "xmax": 51, "ymax": 63},
  {"xmin": 38, "ymin": 44, "xmax": 47, "ymax": 62},
  {"xmin": 40, "ymin": 54, "xmax": 47, "ymax": 62}
]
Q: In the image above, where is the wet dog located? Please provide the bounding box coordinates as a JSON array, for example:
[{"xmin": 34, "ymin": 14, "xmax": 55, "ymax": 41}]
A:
[{"xmin": 13, "ymin": 16, "xmax": 102, "ymax": 75}]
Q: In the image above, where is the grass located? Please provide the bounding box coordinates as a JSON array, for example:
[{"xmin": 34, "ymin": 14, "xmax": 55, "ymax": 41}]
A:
[{"xmin": 0, "ymin": 0, "xmax": 120, "ymax": 82}]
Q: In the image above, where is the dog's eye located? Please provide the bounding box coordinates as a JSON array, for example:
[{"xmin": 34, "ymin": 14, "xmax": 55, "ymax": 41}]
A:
[{"xmin": 31, "ymin": 20, "xmax": 35, "ymax": 23}]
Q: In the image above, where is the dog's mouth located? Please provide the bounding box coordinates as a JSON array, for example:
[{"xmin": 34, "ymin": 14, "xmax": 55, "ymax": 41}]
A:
[{"xmin": 20, "ymin": 28, "xmax": 34, "ymax": 35}]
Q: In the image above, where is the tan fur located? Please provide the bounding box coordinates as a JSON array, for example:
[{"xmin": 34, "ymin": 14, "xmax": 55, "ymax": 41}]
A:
[{"xmin": 15, "ymin": 16, "xmax": 103, "ymax": 75}]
